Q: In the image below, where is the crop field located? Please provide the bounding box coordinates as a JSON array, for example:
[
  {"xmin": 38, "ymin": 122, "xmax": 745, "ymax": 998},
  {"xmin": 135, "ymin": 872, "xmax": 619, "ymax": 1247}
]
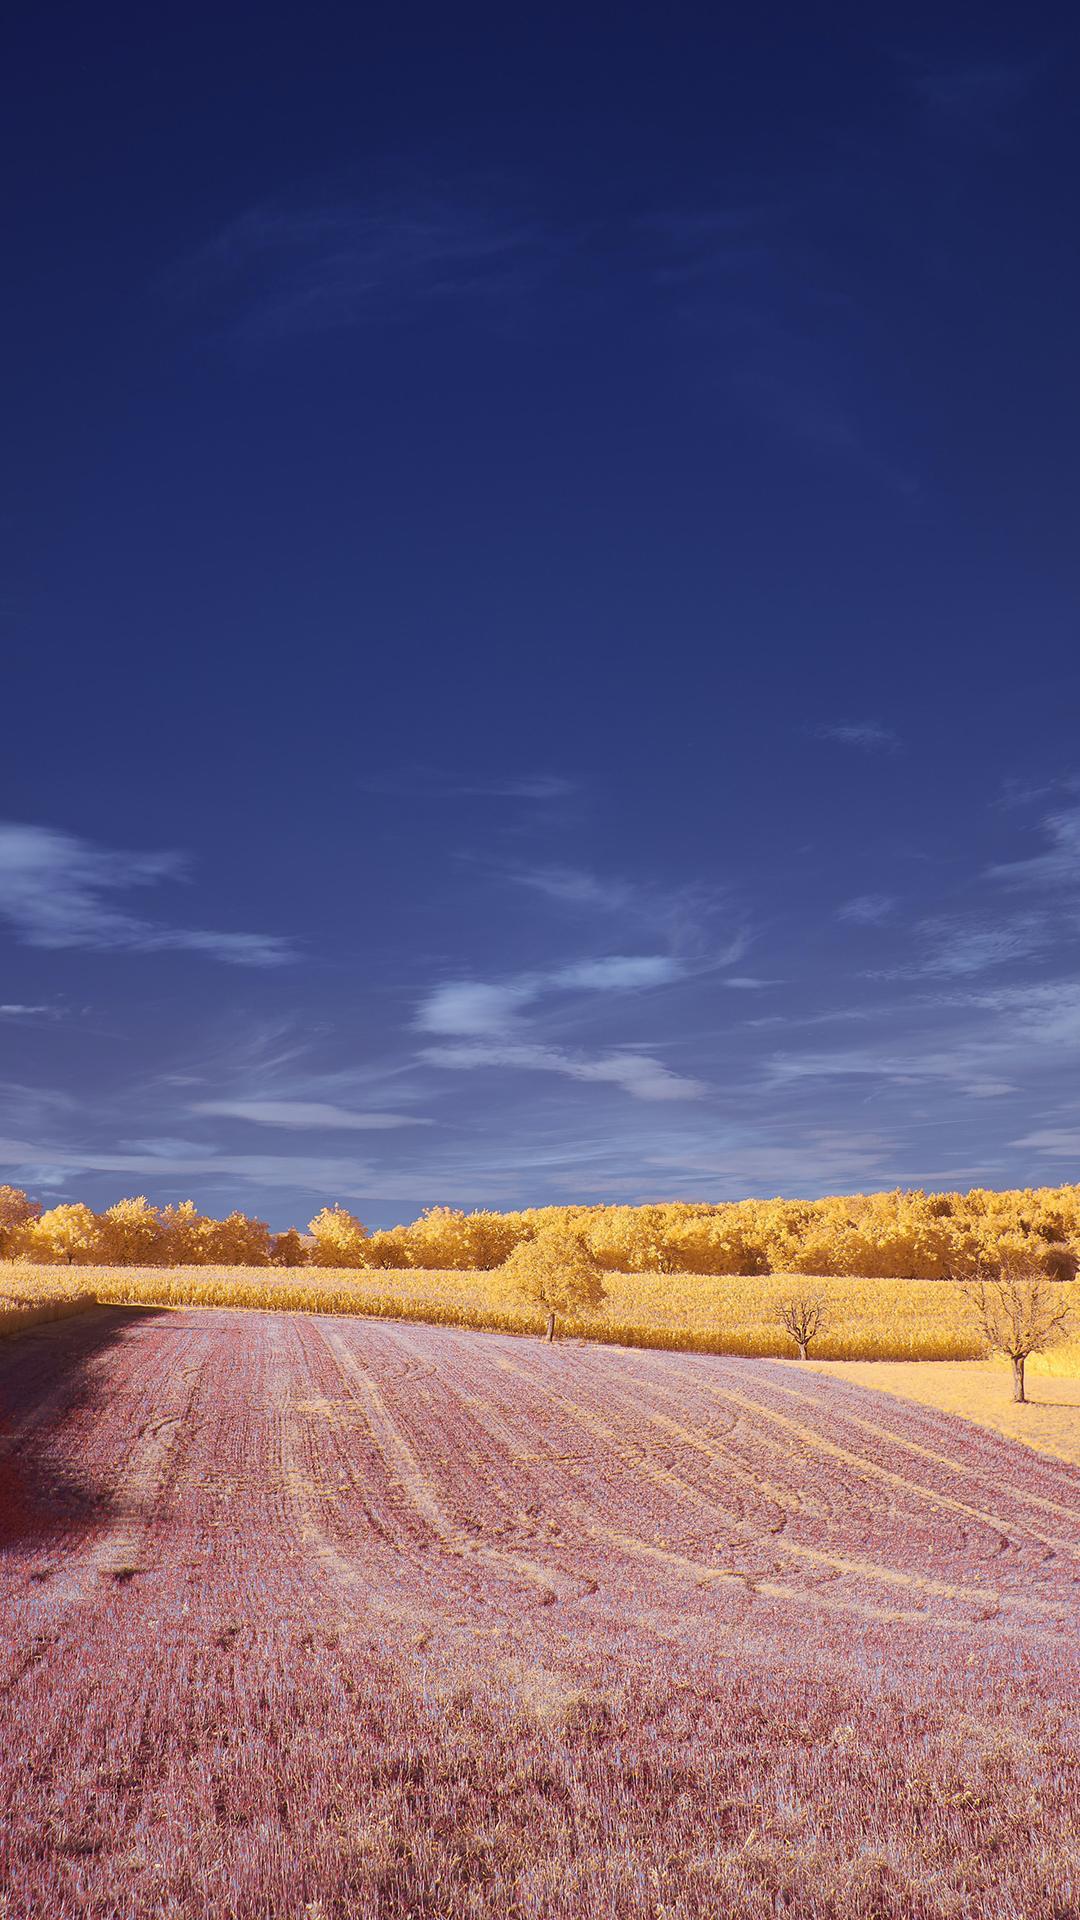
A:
[
  {"xmin": 1, "ymin": 1308, "xmax": 1078, "ymax": 1918},
  {"xmin": 13, "ymin": 1261, "xmax": 1080, "ymax": 1363},
  {"xmin": 0, "ymin": 1272, "xmax": 96, "ymax": 1336}
]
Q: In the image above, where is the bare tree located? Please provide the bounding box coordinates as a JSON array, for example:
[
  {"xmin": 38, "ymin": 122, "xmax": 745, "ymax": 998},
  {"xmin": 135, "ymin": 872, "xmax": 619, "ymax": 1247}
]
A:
[
  {"xmin": 959, "ymin": 1256, "xmax": 1075, "ymax": 1403},
  {"xmin": 777, "ymin": 1292, "xmax": 830, "ymax": 1361}
]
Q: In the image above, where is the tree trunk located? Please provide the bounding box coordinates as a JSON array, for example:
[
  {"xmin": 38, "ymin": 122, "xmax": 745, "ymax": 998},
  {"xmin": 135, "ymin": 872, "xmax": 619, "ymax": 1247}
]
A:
[
  {"xmin": 798, "ymin": 1340, "xmax": 808, "ymax": 1360},
  {"xmin": 545, "ymin": 1310, "xmax": 556, "ymax": 1344},
  {"xmin": 1012, "ymin": 1353, "xmax": 1026, "ymax": 1403}
]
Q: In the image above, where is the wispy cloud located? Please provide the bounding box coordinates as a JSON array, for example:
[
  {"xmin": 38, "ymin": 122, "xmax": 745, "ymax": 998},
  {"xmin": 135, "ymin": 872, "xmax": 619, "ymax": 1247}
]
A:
[
  {"xmin": 415, "ymin": 954, "xmax": 699, "ymax": 1100},
  {"xmin": 764, "ymin": 1044, "xmax": 1015, "ymax": 1101},
  {"xmin": 416, "ymin": 955, "xmax": 681, "ymax": 1038},
  {"xmin": 416, "ymin": 980, "xmax": 538, "ymax": 1038},
  {"xmin": 919, "ymin": 917, "xmax": 1052, "ymax": 977},
  {"xmin": 180, "ymin": 183, "xmax": 558, "ymax": 341},
  {"xmin": 1012, "ymin": 1128, "xmax": 1080, "ymax": 1159},
  {"xmin": 0, "ymin": 1136, "xmax": 489, "ymax": 1206},
  {"xmin": 869, "ymin": 913, "xmax": 1054, "ymax": 979},
  {"xmin": 645, "ymin": 1126, "xmax": 901, "ymax": 1194},
  {"xmin": 988, "ymin": 802, "xmax": 1080, "ymax": 891},
  {"xmin": 838, "ymin": 894, "xmax": 896, "ymax": 925},
  {"xmin": 420, "ymin": 1041, "xmax": 704, "ymax": 1102},
  {"xmin": 488, "ymin": 861, "xmax": 745, "ymax": 966},
  {"xmin": 190, "ymin": 1100, "xmax": 430, "ymax": 1131},
  {"xmin": 0, "ymin": 1003, "xmax": 53, "ymax": 1018},
  {"xmin": 0, "ymin": 824, "xmax": 293, "ymax": 966},
  {"xmin": 500, "ymin": 865, "xmax": 636, "ymax": 911},
  {"xmin": 815, "ymin": 722, "xmax": 901, "ymax": 754}
]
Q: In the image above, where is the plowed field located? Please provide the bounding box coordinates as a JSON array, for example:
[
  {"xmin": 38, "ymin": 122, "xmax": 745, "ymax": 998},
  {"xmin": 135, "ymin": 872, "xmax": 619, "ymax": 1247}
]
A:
[{"xmin": 1, "ymin": 1309, "xmax": 1078, "ymax": 1919}]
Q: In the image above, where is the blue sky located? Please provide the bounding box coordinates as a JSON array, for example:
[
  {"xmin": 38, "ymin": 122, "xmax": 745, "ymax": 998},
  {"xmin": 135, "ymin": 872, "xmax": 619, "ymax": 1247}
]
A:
[{"xmin": 3, "ymin": 4, "xmax": 1079, "ymax": 1226}]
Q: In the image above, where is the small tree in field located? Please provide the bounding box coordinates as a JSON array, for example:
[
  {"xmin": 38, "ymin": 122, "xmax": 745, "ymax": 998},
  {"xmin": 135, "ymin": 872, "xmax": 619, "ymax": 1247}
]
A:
[
  {"xmin": 500, "ymin": 1227, "xmax": 606, "ymax": 1342},
  {"xmin": 777, "ymin": 1291, "xmax": 830, "ymax": 1360},
  {"xmin": 959, "ymin": 1255, "xmax": 1075, "ymax": 1403}
]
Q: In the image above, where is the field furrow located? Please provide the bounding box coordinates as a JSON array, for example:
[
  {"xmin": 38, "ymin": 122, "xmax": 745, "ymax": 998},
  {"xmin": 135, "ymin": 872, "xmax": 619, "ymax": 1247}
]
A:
[{"xmin": 0, "ymin": 1307, "xmax": 1077, "ymax": 1919}]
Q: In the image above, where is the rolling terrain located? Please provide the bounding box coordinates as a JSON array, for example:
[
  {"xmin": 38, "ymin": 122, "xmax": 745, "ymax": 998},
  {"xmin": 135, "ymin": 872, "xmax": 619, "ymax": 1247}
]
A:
[{"xmin": 1, "ymin": 1308, "xmax": 1078, "ymax": 1918}]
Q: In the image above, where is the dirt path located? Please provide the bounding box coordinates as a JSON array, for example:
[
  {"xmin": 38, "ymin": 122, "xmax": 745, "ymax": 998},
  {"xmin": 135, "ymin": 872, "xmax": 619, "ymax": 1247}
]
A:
[{"xmin": 1, "ymin": 1309, "xmax": 1078, "ymax": 1919}]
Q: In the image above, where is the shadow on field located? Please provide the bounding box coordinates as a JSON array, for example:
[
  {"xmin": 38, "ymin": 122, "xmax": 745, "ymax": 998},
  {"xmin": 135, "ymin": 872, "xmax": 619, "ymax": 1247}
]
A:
[{"xmin": 0, "ymin": 1306, "xmax": 163, "ymax": 1549}]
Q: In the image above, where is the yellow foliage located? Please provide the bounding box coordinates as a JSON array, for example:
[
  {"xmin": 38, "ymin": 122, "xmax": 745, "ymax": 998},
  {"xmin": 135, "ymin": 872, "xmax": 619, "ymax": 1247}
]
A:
[
  {"xmin": 28, "ymin": 1202, "xmax": 103, "ymax": 1265},
  {"xmin": 308, "ymin": 1204, "xmax": 369, "ymax": 1267},
  {"xmin": 3, "ymin": 1180, "xmax": 1080, "ymax": 1282},
  {"xmin": 99, "ymin": 1195, "xmax": 165, "ymax": 1264},
  {"xmin": 0, "ymin": 1184, "xmax": 40, "ymax": 1258},
  {"xmin": 499, "ymin": 1227, "xmax": 606, "ymax": 1331}
]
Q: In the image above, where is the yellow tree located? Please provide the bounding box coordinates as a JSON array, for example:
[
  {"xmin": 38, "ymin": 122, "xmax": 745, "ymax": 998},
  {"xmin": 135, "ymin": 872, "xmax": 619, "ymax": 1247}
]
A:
[
  {"xmin": 500, "ymin": 1226, "xmax": 606, "ymax": 1342},
  {"xmin": 308, "ymin": 1205, "xmax": 369, "ymax": 1268},
  {"xmin": 199, "ymin": 1211, "xmax": 272, "ymax": 1265},
  {"xmin": 271, "ymin": 1227, "xmax": 307, "ymax": 1267},
  {"xmin": 159, "ymin": 1201, "xmax": 206, "ymax": 1265},
  {"xmin": 365, "ymin": 1228, "xmax": 413, "ymax": 1269},
  {"xmin": 32, "ymin": 1203, "xmax": 103, "ymax": 1265},
  {"xmin": 99, "ymin": 1196, "xmax": 165, "ymax": 1265},
  {"xmin": 0, "ymin": 1185, "xmax": 40, "ymax": 1259}
]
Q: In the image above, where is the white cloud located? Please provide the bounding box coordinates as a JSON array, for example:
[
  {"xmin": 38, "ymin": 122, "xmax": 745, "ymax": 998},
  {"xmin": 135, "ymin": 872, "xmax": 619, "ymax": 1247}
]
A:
[
  {"xmin": 0, "ymin": 824, "xmax": 292, "ymax": 966},
  {"xmin": 191, "ymin": 1099, "xmax": 429, "ymax": 1131},
  {"xmin": 416, "ymin": 980, "xmax": 537, "ymax": 1037},
  {"xmin": 838, "ymin": 894, "xmax": 895, "ymax": 925},
  {"xmin": 0, "ymin": 1003, "xmax": 52, "ymax": 1017},
  {"xmin": 555, "ymin": 956, "xmax": 680, "ymax": 991},
  {"xmin": 415, "ymin": 955, "xmax": 682, "ymax": 1037},
  {"xmin": 413, "ymin": 954, "xmax": 698, "ymax": 1100},
  {"xmin": 864, "ymin": 915, "xmax": 1055, "ymax": 981},
  {"xmin": 502, "ymin": 865, "xmax": 636, "ymax": 911},
  {"xmin": 419, "ymin": 1041, "xmax": 704, "ymax": 1102},
  {"xmin": 989, "ymin": 804, "xmax": 1080, "ymax": 891},
  {"xmin": 913, "ymin": 915, "xmax": 1050, "ymax": 977},
  {"xmin": 1012, "ymin": 1129, "xmax": 1080, "ymax": 1158}
]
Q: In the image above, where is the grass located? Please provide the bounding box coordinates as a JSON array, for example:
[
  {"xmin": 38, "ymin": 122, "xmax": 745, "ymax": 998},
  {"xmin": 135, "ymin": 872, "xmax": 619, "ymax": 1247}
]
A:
[{"xmin": 805, "ymin": 1357, "xmax": 1080, "ymax": 1466}]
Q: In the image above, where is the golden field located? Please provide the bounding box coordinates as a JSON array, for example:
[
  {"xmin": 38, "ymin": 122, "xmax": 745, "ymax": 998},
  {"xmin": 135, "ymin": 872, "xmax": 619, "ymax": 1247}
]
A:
[
  {"xmin": 0, "ymin": 1270, "xmax": 96, "ymax": 1335},
  {"xmin": 4, "ymin": 1260, "xmax": 1079, "ymax": 1366},
  {"xmin": 805, "ymin": 1357, "xmax": 1080, "ymax": 1465}
]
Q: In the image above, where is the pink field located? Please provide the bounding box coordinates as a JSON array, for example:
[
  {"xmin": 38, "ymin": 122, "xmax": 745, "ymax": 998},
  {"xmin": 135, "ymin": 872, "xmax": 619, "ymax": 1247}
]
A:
[{"xmin": 1, "ymin": 1309, "xmax": 1078, "ymax": 1918}]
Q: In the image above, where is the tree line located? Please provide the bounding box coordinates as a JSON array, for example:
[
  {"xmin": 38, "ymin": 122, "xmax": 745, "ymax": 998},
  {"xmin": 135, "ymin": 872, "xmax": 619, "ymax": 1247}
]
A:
[{"xmin": 1, "ymin": 1182, "xmax": 1078, "ymax": 1280}]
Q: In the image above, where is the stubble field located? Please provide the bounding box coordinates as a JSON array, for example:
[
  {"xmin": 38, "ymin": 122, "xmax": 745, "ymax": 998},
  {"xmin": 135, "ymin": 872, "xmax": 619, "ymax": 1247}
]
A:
[{"xmin": 1, "ymin": 1307, "xmax": 1078, "ymax": 1919}]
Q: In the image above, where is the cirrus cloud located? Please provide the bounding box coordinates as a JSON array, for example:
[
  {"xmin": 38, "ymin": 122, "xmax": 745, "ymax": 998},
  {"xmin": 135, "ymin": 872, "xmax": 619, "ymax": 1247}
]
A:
[{"xmin": 0, "ymin": 823, "xmax": 293, "ymax": 967}]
